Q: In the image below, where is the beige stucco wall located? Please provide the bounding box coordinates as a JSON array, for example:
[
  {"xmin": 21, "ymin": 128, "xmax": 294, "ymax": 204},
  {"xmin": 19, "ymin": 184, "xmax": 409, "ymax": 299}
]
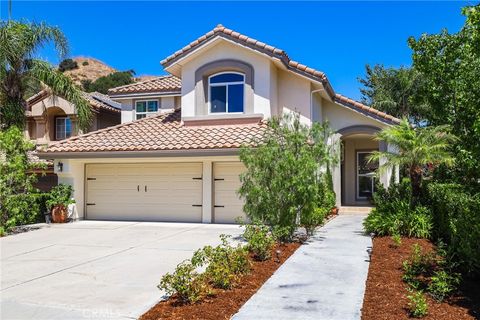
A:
[
  {"xmin": 180, "ymin": 40, "xmax": 274, "ymax": 119},
  {"xmin": 277, "ymin": 69, "xmax": 312, "ymax": 125}
]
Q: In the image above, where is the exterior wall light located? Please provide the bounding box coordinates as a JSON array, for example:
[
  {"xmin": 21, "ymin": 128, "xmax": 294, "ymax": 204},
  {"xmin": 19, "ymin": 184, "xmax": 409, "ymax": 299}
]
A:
[{"xmin": 57, "ymin": 161, "xmax": 63, "ymax": 172}]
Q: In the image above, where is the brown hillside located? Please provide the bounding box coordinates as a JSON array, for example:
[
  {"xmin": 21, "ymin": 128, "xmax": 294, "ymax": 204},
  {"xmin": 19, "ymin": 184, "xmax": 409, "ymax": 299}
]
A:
[{"xmin": 64, "ymin": 57, "xmax": 116, "ymax": 86}]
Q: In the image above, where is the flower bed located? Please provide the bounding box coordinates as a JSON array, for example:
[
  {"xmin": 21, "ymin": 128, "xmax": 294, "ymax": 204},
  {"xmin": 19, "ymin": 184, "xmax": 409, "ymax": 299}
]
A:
[
  {"xmin": 140, "ymin": 242, "xmax": 300, "ymax": 320},
  {"xmin": 362, "ymin": 237, "xmax": 479, "ymax": 320}
]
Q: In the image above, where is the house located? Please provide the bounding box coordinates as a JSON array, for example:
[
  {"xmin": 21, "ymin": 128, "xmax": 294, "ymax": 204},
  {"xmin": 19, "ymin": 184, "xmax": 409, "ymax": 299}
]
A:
[
  {"xmin": 26, "ymin": 90, "xmax": 121, "ymax": 190},
  {"xmin": 38, "ymin": 24, "xmax": 400, "ymax": 223}
]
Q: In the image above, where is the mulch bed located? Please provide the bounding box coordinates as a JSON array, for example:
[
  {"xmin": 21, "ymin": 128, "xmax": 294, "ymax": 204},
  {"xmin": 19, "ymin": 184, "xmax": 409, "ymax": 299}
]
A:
[
  {"xmin": 140, "ymin": 242, "xmax": 301, "ymax": 320},
  {"xmin": 362, "ymin": 237, "xmax": 480, "ymax": 320}
]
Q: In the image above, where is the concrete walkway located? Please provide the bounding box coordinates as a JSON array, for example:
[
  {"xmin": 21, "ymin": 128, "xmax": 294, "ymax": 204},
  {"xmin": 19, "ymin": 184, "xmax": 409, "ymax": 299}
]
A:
[{"xmin": 233, "ymin": 215, "xmax": 372, "ymax": 320}]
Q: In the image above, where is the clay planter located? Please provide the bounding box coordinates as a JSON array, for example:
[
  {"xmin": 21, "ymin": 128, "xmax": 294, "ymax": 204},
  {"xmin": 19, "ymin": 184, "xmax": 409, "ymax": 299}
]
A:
[
  {"xmin": 51, "ymin": 205, "xmax": 68, "ymax": 223},
  {"xmin": 330, "ymin": 207, "xmax": 339, "ymax": 215}
]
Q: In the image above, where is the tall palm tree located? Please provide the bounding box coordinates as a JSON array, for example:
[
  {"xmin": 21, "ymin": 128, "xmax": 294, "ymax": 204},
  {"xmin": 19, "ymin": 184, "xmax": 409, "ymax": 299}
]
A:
[
  {"xmin": 369, "ymin": 118, "xmax": 457, "ymax": 204},
  {"xmin": 0, "ymin": 20, "xmax": 91, "ymax": 131}
]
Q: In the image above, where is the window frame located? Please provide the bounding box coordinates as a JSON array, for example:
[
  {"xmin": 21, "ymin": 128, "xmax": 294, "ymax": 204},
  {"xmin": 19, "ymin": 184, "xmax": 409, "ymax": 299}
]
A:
[
  {"xmin": 208, "ymin": 72, "xmax": 245, "ymax": 114},
  {"xmin": 55, "ymin": 116, "xmax": 72, "ymax": 141},
  {"xmin": 135, "ymin": 99, "xmax": 160, "ymax": 120}
]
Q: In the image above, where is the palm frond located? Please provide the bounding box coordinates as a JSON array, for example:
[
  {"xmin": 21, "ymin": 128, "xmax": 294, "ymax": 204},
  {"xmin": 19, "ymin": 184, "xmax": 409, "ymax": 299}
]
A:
[{"xmin": 28, "ymin": 59, "xmax": 92, "ymax": 131}]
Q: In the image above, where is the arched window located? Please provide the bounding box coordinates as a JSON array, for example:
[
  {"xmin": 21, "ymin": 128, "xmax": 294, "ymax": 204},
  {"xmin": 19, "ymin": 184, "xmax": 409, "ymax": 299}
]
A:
[{"xmin": 208, "ymin": 72, "xmax": 244, "ymax": 113}]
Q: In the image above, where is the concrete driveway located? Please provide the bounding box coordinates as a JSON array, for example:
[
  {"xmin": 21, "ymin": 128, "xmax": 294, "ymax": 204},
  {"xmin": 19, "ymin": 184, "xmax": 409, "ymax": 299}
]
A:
[{"xmin": 0, "ymin": 221, "xmax": 243, "ymax": 320}]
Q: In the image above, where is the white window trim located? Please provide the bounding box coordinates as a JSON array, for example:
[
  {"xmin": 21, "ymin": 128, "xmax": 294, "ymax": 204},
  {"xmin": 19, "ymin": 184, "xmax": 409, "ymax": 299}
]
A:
[
  {"xmin": 356, "ymin": 151, "xmax": 377, "ymax": 199},
  {"xmin": 208, "ymin": 72, "xmax": 245, "ymax": 115},
  {"xmin": 55, "ymin": 116, "xmax": 72, "ymax": 141},
  {"xmin": 135, "ymin": 99, "xmax": 160, "ymax": 120}
]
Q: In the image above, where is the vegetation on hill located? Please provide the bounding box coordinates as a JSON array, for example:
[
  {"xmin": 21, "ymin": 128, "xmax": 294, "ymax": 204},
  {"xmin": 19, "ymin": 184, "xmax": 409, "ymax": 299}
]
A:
[{"xmin": 82, "ymin": 70, "xmax": 135, "ymax": 94}]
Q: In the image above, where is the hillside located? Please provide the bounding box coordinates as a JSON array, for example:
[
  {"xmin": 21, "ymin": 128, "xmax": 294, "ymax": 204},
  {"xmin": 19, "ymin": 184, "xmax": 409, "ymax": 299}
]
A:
[{"xmin": 64, "ymin": 57, "xmax": 116, "ymax": 86}]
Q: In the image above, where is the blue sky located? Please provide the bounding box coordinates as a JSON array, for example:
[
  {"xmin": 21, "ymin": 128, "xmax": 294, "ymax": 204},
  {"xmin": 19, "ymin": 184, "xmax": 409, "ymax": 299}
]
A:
[{"xmin": 0, "ymin": 1, "xmax": 472, "ymax": 99}]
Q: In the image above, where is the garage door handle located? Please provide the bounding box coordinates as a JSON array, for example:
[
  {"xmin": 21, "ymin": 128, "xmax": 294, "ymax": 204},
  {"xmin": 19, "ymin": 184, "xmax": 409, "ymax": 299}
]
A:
[
  {"xmin": 214, "ymin": 178, "xmax": 225, "ymax": 181},
  {"xmin": 145, "ymin": 185, "xmax": 147, "ymax": 192},
  {"xmin": 137, "ymin": 185, "xmax": 139, "ymax": 192},
  {"xmin": 214, "ymin": 205, "xmax": 225, "ymax": 208},
  {"xmin": 192, "ymin": 204, "xmax": 202, "ymax": 207},
  {"xmin": 86, "ymin": 203, "xmax": 96, "ymax": 206}
]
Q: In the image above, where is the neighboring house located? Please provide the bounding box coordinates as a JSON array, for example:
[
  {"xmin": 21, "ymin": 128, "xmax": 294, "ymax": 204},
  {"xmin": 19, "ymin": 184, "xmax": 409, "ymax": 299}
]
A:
[
  {"xmin": 26, "ymin": 90, "xmax": 121, "ymax": 190},
  {"xmin": 38, "ymin": 24, "xmax": 400, "ymax": 223}
]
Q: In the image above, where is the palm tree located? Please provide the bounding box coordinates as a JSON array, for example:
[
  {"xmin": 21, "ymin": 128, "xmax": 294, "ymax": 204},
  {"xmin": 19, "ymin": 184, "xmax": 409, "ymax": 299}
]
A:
[
  {"xmin": 369, "ymin": 118, "xmax": 457, "ymax": 204},
  {"xmin": 0, "ymin": 20, "xmax": 91, "ymax": 131}
]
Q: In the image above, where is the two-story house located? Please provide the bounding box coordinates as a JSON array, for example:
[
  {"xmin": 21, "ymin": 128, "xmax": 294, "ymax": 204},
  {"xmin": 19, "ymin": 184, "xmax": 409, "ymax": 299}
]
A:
[
  {"xmin": 27, "ymin": 90, "xmax": 121, "ymax": 190},
  {"xmin": 38, "ymin": 25, "xmax": 400, "ymax": 223}
]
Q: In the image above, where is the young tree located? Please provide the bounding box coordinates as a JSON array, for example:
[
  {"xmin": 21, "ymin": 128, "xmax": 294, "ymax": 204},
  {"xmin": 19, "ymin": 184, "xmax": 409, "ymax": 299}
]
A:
[
  {"xmin": 369, "ymin": 119, "xmax": 457, "ymax": 205},
  {"xmin": 0, "ymin": 20, "xmax": 92, "ymax": 131},
  {"xmin": 238, "ymin": 113, "xmax": 336, "ymax": 240},
  {"xmin": 82, "ymin": 70, "xmax": 135, "ymax": 94},
  {"xmin": 358, "ymin": 64, "xmax": 428, "ymax": 124}
]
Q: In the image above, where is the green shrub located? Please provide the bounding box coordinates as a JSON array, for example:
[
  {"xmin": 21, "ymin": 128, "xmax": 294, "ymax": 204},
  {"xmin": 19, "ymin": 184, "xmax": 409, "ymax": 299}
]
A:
[
  {"xmin": 82, "ymin": 61, "xmax": 89, "ymax": 66},
  {"xmin": 158, "ymin": 260, "xmax": 209, "ymax": 304},
  {"xmin": 243, "ymin": 224, "xmax": 275, "ymax": 261},
  {"xmin": 406, "ymin": 289, "xmax": 428, "ymax": 318},
  {"xmin": 46, "ymin": 184, "xmax": 74, "ymax": 210},
  {"xmin": 58, "ymin": 58, "xmax": 78, "ymax": 72},
  {"xmin": 191, "ymin": 235, "xmax": 250, "ymax": 289},
  {"xmin": 402, "ymin": 244, "xmax": 437, "ymax": 289},
  {"xmin": 427, "ymin": 270, "xmax": 460, "ymax": 302},
  {"xmin": 364, "ymin": 203, "xmax": 432, "ymax": 238},
  {"xmin": 82, "ymin": 70, "xmax": 135, "ymax": 94},
  {"xmin": 427, "ymin": 183, "xmax": 480, "ymax": 274},
  {"xmin": 238, "ymin": 113, "xmax": 336, "ymax": 242},
  {"xmin": 0, "ymin": 127, "xmax": 45, "ymax": 232}
]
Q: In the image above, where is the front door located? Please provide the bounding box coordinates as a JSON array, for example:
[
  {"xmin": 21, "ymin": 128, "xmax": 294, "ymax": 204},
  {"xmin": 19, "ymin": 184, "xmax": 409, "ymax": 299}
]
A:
[{"xmin": 356, "ymin": 151, "xmax": 379, "ymax": 200}]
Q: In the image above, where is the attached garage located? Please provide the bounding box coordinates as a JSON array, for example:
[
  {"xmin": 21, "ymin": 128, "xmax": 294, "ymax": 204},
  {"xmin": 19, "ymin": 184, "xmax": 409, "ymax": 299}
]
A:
[
  {"xmin": 213, "ymin": 162, "xmax": 247, "ymax": 224},
  {"xmin": 85, "ymin": 163, "xmax": 203, "ymax": 222}
]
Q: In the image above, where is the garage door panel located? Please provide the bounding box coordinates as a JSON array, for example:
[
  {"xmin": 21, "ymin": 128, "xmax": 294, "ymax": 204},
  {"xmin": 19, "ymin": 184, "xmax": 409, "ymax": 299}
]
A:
[
  {"xmin": 86, "ymin": 163, "xmax": 202, "ymax": 222},
  {"xmin": 213, "ymin": 162, "xmax": 247, "ymax": 224}
]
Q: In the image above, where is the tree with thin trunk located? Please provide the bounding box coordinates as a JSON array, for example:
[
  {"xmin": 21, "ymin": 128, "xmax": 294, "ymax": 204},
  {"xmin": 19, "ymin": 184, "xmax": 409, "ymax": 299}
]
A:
[
  {"xmin": 0, "ymin": 20, "xmax": 91, "ymax": 131},
  {"xmin": 368, "ymin": 118, "xmax": 457, "ymax": 205}
]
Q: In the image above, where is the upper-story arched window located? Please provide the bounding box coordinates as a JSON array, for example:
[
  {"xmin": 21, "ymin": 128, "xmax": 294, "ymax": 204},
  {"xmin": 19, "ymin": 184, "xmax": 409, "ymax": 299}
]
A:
[{"xmin": 208, "ymin": 72, "xmax": 244, "ymax": 113}]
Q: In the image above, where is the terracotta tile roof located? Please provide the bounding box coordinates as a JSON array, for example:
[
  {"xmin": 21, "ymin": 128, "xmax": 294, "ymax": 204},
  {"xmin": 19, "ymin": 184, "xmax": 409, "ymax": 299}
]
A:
[
  {"xmin": 334, "ymin": 94, "xmax": 401, "ymax": 124},
  {"xmin": 108, "ymin": 75, "xmax": 181, "ymax": 95},
  {"xmin": 160, "ymin": 24, "xmax": 334, "ymax": 96},
  {"xmin": 42, "ymin": 109, "xmax": 266, "ymax": 154},
  {"xmin": 26, "ymin": 90, "xmax": 121, "ymax": 113}
]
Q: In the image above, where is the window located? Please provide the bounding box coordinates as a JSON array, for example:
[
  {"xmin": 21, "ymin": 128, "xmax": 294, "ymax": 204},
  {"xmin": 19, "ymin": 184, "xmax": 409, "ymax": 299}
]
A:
[
  {"xmin": 357, "ymin": 151, "xmax": 379, "ymax": 199},
  {"xmin": 209, "ymin": 72, "xmax": 244, "ymax": 113},
  {"xmin": 135, "ymin": 100, "xmax": 159, "ymax": 119},
  {"xmin": 55, "ymin": 117, "xmax": 72, "ymax": 141}
]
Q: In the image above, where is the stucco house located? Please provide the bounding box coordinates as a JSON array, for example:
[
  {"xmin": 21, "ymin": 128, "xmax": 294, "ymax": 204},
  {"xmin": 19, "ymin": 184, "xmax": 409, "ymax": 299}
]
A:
[
  {"xmin": 38, "ymin": 24, "xmax": 400, "ymax": 223},
  {"xmin": 26, "ymin": 90, "xmax": 121, "ymax": 190}
]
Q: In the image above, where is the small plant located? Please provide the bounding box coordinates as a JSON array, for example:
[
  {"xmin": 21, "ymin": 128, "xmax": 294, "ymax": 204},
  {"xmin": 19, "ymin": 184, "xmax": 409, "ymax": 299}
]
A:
[
  {"xmin": 58, "ymin": 58, "xmax": 78, "ymax": 72},
  {"xmin": 406, "ymin": 289, "xmax": 428, "ymax": 318},
  {"xmin": 191, "ymin": 235, "xmax": 250, "ymax": 289},
  {"xmin": 0, "ymin": 227, "xmax": 5, "ymax": 237},
  {"xmin": 158, "ymin": 260, "xmax": 209, "ymax": 304},
  {"xmin": 243, "ymin": 224, "xmax": 275, "ymax": 261},
  {"xmin": 427, "ymin": 270, "xmax": 460, "ymax": 302},
  {"xmin": 82, "ymin": 60, "xmax": 89, "ymax": 66},
  {"xmin": 46, "ymin": 184, "xmax": 75, "ymax": 210},
  {"xmin": 391, "ymin": 234, "xmax": 402, "ymax": 248},
  {"xmin": 402, "ymin": 244, "xmax": 437, "ymax": 289}
]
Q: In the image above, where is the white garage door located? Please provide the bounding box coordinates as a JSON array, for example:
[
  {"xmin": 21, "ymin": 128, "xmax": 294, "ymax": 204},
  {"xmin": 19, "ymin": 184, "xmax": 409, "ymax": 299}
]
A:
[
  {"xmin": 85, "ymin": 163, "xmax": 203, "ymax": 222},
  {"xmin": 213, "ymin": 162, "xmax": 247, "ymax": 224}
]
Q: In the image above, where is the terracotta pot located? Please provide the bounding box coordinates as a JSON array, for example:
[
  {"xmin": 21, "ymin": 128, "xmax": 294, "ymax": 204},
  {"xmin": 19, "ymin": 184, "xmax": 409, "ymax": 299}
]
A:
[
  {"xmin": 51, "ymin": 205, "xmax": 68, "ymax": 223},
  {"xmin": 330, "ymin": 207, "xmax": 339, "ymax": 215}
]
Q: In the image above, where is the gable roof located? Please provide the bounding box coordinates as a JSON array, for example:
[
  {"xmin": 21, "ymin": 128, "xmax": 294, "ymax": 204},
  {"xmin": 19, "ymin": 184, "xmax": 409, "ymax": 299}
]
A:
[
  {"xmin": 334, "ymin": 94, "xmax": 400, "ymax": 125},
  {"xmin": 160, "ymin": 24, "xmax": 335, "ymax": 97},
  {"xmin": 108, "ymin": 75, "xmax": 181, "ymax": 95},
  {"xmin": 26, "ymin": 89, "xmax": 121, "ymax": 113},
  {"xmin": 40, "ymin": 109, "xmax": 266, "ymax": 155}
]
